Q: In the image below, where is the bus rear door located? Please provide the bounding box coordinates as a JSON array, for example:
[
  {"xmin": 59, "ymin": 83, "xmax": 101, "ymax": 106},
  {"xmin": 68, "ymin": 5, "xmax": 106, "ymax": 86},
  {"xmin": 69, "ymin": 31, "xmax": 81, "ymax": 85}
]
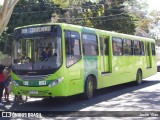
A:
[
  {"xmin": 99, "ymin": 36, "xmax": 111, "ymax": 88},
  {"xmin": 100, "ymin": 36, "xmax": 110, "ymax": 74},
  {"xmin": 146, "ymin": 42, "xmax": 152, "ymax": 68}
]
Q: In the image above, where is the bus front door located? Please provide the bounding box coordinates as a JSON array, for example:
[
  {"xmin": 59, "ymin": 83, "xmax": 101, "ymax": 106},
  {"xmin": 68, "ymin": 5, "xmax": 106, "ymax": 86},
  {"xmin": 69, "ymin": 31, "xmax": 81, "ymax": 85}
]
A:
[{"xmin": 146, "ymin": 42, "xmax": 152, "ymax": 68}]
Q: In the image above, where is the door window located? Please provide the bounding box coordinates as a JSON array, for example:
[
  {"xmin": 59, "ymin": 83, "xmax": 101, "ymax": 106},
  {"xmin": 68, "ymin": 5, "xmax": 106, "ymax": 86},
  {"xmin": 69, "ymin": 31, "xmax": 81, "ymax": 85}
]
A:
[{"xmin": 65, "ymin": 31, "xmax": 81, "ymax": 67}]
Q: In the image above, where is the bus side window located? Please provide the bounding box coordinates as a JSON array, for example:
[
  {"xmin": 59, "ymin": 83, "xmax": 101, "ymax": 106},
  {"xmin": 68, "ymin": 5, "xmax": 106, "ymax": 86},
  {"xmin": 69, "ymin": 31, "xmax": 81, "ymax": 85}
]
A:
[
  {"xmin": 123, "ymin": 39, "xmax": 132, "ymax": 55},
  {"xmin": 133, "ymin": 41, "xmax": 141, "ymax": 55},
  {"xmin": 151, "ymin": 43, "xmax": 156, "ymax": 56},
  {"xmin": 112, "ymin": 37, "xmax": 123, "ymax": 56},
  {"xmin": 140, "ymin": 41, "xmax": 145, "ymax": 55},
  {"xmin": 146, "ymin": 43, "xmax": 150, "ymax": 56},
  {"xmin": 65, "ymin": 31, "xmax": 81, "ymax": 67},
  {"xmin": 82, "ymin": 34, "xmax": 98, "ymax": 56}
]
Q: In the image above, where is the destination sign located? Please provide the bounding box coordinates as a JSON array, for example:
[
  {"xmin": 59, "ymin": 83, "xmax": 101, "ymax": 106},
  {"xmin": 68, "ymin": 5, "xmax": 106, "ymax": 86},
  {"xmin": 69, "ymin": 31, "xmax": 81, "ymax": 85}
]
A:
[{"xmin": 21, "ymin": 26, "xmax": 51, "ymax": 34}]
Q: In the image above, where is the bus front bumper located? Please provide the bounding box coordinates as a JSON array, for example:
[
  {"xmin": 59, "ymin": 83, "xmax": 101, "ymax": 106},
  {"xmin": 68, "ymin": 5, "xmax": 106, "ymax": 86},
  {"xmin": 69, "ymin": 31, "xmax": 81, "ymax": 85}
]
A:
[{"xmin": 12, "ymin": 83, "xmax": 65, "ymax": 97}]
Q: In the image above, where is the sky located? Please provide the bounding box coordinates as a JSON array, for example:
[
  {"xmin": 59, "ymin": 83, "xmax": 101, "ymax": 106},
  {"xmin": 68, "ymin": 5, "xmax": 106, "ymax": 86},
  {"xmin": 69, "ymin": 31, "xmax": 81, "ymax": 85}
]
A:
[
  {"xmin": 146, "ymin": 0, "xmax": 160, "ymax": 11},
  {"xmin": 0, "ymin": 0, "xmax": 160, "ymax": 11},
  {"xmin": 0, "ymin": 0, "xmax": 4, "ymax": 5}
]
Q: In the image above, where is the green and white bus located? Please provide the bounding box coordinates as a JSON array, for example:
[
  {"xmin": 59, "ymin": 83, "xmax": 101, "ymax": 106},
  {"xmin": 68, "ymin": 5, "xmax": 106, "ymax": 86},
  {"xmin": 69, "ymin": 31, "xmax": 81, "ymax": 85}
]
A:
[{"xmin": 11, "ymin": 23, "xmax": 157, "ymax": 99}]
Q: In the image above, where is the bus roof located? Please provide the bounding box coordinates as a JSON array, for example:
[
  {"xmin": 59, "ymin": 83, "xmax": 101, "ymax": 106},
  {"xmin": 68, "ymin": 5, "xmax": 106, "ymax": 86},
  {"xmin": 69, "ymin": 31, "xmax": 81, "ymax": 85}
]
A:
[{"xmin": 15, "ymin": 23, "xmax": 155, "ymax": 42}]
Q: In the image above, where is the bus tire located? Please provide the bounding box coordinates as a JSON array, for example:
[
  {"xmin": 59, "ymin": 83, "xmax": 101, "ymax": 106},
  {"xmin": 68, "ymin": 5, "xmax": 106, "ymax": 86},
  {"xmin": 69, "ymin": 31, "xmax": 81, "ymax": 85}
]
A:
[
  {"xmin": 135, "ymin": 70, "xmax": 142, "ymax": 85},
  {"xmin": 83, "ymin": 76, "xmax": 94, "ymax": 100},
  {"xmin": 14, "ymin": 95, "xmax": 28, "ymax": 103}
]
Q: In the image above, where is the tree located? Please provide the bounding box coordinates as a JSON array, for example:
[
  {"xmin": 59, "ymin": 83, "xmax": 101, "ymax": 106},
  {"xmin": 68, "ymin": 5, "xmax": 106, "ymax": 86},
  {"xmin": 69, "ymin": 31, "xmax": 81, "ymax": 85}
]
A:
[
  {"xmin": 52, "ymin": 0, "xmax": 105, "ymax": 27},
  {"xmin": 149, "ymin": 10, "xmax": 160, "ymax": 44},
  {"xmin": 51, "ymin": 0, "xmax": 89, "ymax": 24},
  {"xmin": 51, "ymin": 0, "xmax": 136, "ymax": 34},
  {"xmin": 124, "ymin": 0, "xmax": 151, "ymax": 35},
  {"xmin": 91, "ymin": 0, "xmax": 136, "ymax": 34},
  {"xmin": 0, "ymin": 0, "xmax": 19, "ymax": 35},
  {"xmin": 0, "ymin": 0, "xmax": 60, "ymax": 55},
  {"xmin": 7, "ymin": 0, "xmax": 60, "ymax": 33}
]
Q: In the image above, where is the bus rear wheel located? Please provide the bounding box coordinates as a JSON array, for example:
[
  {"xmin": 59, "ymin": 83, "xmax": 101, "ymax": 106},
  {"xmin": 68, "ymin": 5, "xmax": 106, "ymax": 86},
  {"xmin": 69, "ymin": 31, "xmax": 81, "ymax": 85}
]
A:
[
  {"xmin": 135, "ymin": 70, "xmax": 142, "ymax": 85},
  {"xmin": 84, "ymin": 76, "xmax": 94, "ymax": 100}
]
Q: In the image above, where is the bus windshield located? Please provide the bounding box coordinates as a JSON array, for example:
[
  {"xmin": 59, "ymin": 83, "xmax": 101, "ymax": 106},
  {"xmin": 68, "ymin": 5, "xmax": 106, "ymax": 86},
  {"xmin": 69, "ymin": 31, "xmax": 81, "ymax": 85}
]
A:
[{"xmin": 12, "ymin": 36, "xmax": 62, "ymax": 71}]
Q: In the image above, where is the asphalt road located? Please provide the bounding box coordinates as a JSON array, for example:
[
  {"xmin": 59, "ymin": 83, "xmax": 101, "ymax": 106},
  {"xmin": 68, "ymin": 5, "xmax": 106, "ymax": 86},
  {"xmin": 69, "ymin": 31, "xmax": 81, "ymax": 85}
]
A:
[{"xmin": 1, "ymin": 72, "xmax": 160, "ymax": 119}]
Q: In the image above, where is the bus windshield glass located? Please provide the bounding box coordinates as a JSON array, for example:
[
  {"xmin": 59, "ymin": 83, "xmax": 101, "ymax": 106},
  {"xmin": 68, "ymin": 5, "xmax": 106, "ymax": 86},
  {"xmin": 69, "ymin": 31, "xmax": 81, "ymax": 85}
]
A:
[{"xmin": 12, "ymin": 36, "xmax": 62, "ymax": 71}]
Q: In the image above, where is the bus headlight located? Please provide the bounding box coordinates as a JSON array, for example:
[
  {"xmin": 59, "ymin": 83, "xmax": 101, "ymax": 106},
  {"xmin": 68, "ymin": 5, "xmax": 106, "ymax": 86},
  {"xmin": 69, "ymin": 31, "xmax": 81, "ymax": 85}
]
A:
[
  {"xmin": 12, "ymin": 81, "xmax": 19, "ymax": 86},
  {"xmin": 48, "ymin": 77, "xmax": 64, "ymax": 87}
]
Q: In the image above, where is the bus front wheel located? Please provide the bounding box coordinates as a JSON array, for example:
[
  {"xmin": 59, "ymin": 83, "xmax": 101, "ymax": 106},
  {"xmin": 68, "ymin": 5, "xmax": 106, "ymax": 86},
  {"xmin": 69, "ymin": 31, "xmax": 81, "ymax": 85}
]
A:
[
  {"xmin": 84, "ymin": 76, "xmax": 94, "ymax": 100},
  {"xmin": 135, "ymin": 70, "xmax": 142, "ymax": 85}
]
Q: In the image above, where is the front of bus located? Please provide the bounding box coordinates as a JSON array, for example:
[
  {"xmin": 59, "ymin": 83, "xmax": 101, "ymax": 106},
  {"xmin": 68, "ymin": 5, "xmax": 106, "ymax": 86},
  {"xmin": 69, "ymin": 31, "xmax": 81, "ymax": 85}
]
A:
[{"xmin": 12, "ymin": 24, "xmax": 65, "ymax": 97}]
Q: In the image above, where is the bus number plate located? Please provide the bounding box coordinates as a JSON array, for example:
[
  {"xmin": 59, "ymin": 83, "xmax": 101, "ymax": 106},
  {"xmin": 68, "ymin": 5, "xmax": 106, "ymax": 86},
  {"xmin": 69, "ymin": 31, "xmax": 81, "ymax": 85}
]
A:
[
  {"xmin": 39, "ymin": 81, "xmax": 46, "ymax": 85},
  {"xmin": 23, "ymin": 81, "xmax": 29, "ymax": 86},
  {"xmin": 29, "ymin": 90, "xmax": 38, "ymax": 94}
]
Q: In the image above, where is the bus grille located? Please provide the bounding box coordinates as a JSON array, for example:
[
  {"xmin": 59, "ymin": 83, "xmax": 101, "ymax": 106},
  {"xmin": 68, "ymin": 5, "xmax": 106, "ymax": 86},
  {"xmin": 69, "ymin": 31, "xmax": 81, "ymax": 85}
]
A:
[{"xmin": 17, "ymin": 74, "xmax": 51, "ymax": 81}]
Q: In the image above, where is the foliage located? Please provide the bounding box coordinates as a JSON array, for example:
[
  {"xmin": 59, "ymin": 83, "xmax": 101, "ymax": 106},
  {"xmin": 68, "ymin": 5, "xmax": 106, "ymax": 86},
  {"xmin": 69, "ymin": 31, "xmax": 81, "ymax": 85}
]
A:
[
  {"xmin": 124, "ymin": 0, "xmax": 150, "ymax": 34},
  {"xmin": 96, "ymin": 0, "xmax": 136, "ymax": 34},
  {"xmin": 52, "ymin": 0, "xmax": 136, "ymax": 34},
  {"xmin": 0, "ymin": 30, "xmax": 13, "ymax": 54},
  {"xmin": 7, "ymin": 0, "xmax": 60, "ymax": 33},
  {"xmin": 53, "ymin": 0, "xmax": 69, "ymax": 8},
  {"xmin": 149, "ymin": 10, "xmax": 160, "ymax": 44},
  {"xmin": 0, "ymin": 5, "xmax": 2, "ymax": 11},
  {"xmin": 0, "ymin": 0, "xmax": 61, "ymax": 55}
]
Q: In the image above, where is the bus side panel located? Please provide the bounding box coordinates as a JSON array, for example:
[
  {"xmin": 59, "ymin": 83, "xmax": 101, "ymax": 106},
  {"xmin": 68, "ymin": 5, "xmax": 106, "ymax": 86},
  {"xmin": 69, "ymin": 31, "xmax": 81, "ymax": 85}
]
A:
[
  {"xmin": 83, "ymin": 56, "xmax": 98, "ymax": 86},
  {"xmin": 121, "ymin": 56, "xmax": 136, "ymax": 83},
  {"xmin": 101, "ymin": 56, "xmax": 121, "ymax": 87},
  {"xmin": 143, "ymin": 57, "xmax": 157, "ymax": 78},
  {"xmin": 64, "ymin": 60, "xmax": 84, "ymax": 96}
]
